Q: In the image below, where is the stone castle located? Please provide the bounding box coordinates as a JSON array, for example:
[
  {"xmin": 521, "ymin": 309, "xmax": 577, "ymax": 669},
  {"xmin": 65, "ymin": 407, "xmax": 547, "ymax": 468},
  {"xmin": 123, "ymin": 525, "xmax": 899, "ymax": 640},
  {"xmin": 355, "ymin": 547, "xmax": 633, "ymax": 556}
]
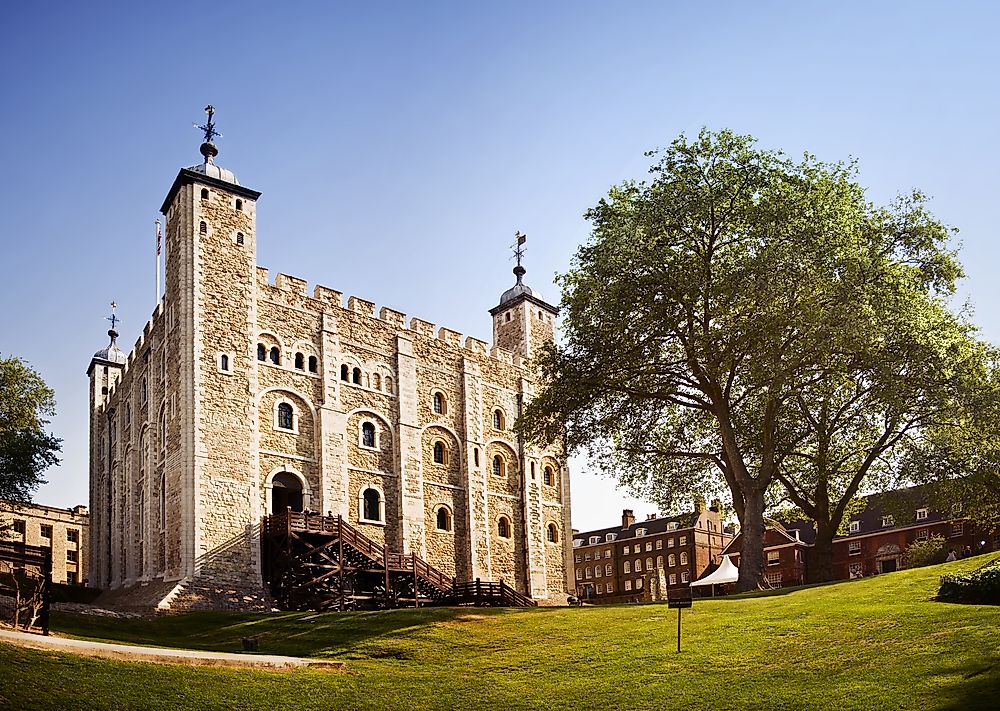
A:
[{"xmin": 87, "ymin": 112, "xmax": 571, "ymax": 609}]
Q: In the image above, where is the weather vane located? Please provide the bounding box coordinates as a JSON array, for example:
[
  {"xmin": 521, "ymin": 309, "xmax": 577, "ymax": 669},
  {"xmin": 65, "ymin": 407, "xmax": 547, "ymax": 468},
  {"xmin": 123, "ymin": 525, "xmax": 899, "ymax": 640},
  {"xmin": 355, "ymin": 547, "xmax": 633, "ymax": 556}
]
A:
[
  {"xmin": 512, "ymin": 231, "xmax": 527, "ymax": 268},
  {"xmin": 106, "ymin": 301, "xmax": 120, "ymax": 331},
  {"xmin": 195, "ymin": 104, "xmax": 222, "ymax": 144}
]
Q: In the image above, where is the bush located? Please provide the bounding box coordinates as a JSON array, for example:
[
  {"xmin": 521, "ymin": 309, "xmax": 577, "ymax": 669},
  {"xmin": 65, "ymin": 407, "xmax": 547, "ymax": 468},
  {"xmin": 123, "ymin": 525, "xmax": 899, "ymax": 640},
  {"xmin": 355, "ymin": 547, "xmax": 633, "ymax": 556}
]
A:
[
  {"xmin": 938, "ymin": 558, "xmax": 1000, "ymax": 604},
  {"xmin": 904, "ymin": 535, "xmax": 947, "ymax": 568}
]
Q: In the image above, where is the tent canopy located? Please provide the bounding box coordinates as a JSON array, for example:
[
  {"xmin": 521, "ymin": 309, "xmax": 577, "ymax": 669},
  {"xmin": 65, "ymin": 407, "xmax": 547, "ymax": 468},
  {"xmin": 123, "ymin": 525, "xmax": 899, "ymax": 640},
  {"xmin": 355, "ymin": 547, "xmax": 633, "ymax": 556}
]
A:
[{"xmin": 690, "ymin": 554, "xmax": 739, "ymax": 587}]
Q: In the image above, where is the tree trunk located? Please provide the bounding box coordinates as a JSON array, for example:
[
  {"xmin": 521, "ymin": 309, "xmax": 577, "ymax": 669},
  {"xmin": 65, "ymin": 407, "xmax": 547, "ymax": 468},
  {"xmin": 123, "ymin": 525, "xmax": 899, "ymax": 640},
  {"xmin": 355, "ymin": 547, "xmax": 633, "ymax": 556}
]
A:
[
  {"xmin": 808, "ymin": 519, "xmax": 835, "ymax": 583},
  {"xmin": 736, "ymin": 488, "xmax": 766, "ymax": 591}
]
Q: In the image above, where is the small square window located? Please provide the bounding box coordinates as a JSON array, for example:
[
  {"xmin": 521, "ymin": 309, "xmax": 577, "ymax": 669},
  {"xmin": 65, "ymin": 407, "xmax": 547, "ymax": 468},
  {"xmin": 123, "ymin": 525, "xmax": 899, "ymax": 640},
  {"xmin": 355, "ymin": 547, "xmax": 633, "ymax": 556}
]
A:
[
  {"xmin": 882, "ymin": 516, "xmax": 894, "ymax": 528},
  {"xmin": 767, "ymin": 551, "xmax": 780, "ymax": 566},
  {"xmin": 915, "ymin": 528, "xmax": 929, "ymax": 542},
  {"xmin": 849, "ymin": 521, "xmax": 860, "ymax": 533},
  {"xmin": 848, "ymin": 541, "xmax": 862, "ymax": 555},
  {"xmin": 40, "ymin": 525, "xmax": 52, "ymax": 540},
  {"xmin": 655, "ymin": 540, "xmax": 663, "ymax": 550},
  {"xmin": 916, "ymin": 508, "xmax": 928, "ymax": 521},
  {"xmin": 624, "ymin": 580, "xmax": 632, "ymax": 591},
  {"xmin": 13, "ymin": 520, "xmax": 25, "ymax": 535},
  {"xmin": 66, "ymin": 550, "xmax": 78, "ymax": 563},
  {"xmin": 67, "ymin": 529, "xmax": 79, "ymax": 543}
]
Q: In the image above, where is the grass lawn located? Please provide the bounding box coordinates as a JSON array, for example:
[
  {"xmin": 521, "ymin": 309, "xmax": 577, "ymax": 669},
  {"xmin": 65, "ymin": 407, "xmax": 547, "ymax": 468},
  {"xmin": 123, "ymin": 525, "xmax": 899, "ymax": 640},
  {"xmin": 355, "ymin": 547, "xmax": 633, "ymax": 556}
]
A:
[{"xmin": 2, "ymin": 556, "xmax": 998, "ymax": 710}]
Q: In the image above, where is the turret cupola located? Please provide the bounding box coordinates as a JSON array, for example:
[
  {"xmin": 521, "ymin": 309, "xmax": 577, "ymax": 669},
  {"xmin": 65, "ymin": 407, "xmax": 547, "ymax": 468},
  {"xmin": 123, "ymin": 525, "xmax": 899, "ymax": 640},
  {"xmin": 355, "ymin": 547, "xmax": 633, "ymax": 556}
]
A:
[{"xmin": 489, "ymin": 231, "xmax": 558, "ymax": 359}]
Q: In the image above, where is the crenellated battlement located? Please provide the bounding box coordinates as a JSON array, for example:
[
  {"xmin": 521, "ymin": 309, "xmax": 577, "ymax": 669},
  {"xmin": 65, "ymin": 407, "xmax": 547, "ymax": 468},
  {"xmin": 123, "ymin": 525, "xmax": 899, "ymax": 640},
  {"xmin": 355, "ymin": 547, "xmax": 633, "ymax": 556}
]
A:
[{"xmin": 255, "ymin": 266, "xmax": 528, "ymax": 368}]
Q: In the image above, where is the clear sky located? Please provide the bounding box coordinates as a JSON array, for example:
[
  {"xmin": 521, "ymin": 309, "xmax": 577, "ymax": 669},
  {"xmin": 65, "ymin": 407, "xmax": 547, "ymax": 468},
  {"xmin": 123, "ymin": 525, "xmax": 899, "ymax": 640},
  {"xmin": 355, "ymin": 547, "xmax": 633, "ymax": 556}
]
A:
[{"xmin": 1, "ymin": 2, "xmax": 998, "ymax": 532}]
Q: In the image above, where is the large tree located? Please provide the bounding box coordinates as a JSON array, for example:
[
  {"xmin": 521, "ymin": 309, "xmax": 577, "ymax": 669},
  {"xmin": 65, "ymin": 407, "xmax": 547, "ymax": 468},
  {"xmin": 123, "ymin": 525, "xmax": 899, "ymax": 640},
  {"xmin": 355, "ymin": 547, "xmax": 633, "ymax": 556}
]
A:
[
  {"xmin": 517, "ymin": 129, "xmax": 970, "ymax": 591},
  {"xmin": 0, "ymin": 355, "xmax": 61, "ymax": 502}
]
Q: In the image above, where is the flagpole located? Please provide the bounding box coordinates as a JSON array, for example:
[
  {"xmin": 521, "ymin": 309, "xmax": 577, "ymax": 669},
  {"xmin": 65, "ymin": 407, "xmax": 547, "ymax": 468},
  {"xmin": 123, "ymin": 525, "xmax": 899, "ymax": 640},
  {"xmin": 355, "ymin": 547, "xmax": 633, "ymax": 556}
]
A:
[{"xmin": 155, "ymin": 219, "xmax": 162, "ymax": 304}]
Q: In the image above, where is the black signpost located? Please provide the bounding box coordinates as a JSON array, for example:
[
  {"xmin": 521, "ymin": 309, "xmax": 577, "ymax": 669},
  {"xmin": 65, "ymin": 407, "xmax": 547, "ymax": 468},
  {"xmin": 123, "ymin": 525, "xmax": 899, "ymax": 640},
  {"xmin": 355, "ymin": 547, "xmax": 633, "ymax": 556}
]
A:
[{"xmin": 667, "ymin": 587, "xmax": 693, "ymax": 653}]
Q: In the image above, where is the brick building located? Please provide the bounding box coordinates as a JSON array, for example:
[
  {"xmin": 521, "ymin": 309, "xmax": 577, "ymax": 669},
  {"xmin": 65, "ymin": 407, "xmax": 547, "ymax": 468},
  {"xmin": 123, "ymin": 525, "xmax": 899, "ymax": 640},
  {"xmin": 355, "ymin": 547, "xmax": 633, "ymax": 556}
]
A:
[
  {"xmin": 87, "ymin": 110, "xmax": 571, "ymax": 609},
  {"xmin": 722, "ymin": 487, "xmax": 998, "ymax": 587},
  {"xmin": 0, "ymin": 501, "xmax": 88, "ymax": 585},
  {"xmin": 571, "ymin": 499, "xmax": 733, "ymax": 602}
]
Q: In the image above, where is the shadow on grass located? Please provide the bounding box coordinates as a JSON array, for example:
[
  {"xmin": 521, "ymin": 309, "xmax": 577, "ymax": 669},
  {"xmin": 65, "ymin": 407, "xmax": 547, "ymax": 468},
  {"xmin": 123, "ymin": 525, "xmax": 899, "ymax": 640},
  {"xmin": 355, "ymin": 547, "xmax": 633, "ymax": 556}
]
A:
[
  {"xmin": 49, "ymin": 605, "xmax": 549, "ymax": 658},
  {"xmin": 939, "ymin": 658, "xmax": 1000, "ymax": 710}
]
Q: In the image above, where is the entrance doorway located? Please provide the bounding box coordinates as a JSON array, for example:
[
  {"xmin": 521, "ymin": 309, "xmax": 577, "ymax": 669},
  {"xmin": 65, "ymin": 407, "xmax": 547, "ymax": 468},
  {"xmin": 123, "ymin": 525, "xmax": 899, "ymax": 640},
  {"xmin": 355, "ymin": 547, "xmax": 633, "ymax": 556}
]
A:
[{"xmin": 271, "ymin": 472, "xmax": 304, "ymax": 514}]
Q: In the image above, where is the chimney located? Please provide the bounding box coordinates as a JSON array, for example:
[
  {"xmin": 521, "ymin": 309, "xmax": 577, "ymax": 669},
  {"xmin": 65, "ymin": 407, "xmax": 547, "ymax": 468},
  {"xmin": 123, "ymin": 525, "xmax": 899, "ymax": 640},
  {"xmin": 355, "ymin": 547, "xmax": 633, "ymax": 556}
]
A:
[
  {"xmin": 622, "ymin": 509, "xmax": 636, "ymax": 529},
  {"xmin": 693, "ymin": 495, "xmax": 706, "ymax": 514},
  {"xmin": 646, "ymin": 513, "xmax": 657, "ymax": 521},
  {"xmin": 710, "ymin": 499, "xmax": 721, "ymax": 513}
]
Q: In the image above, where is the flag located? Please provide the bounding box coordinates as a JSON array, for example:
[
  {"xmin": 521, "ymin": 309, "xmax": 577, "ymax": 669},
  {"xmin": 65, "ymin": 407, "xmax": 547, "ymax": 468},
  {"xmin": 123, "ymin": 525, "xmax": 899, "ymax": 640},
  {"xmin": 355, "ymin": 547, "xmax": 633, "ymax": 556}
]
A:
[
  {"xmin": 156, "ymin": 220, "xmax": 162, "ymax": 256},
  {"xmin": 516, "ymin": 231, "xmax": 526, "ymax": 245}
]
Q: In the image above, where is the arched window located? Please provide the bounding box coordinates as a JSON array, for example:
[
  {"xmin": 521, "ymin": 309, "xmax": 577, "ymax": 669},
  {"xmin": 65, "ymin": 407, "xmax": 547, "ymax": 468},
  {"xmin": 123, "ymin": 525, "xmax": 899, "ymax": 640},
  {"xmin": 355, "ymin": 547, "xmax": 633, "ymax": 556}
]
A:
[
  {"xmin": 497, "ymin": 516, "xmax": 511, "ymax": 539},
  {"xmin": 361, "ymin": 422, "xmax": 376, "ymax": 448},
  {"xmin": 493, "ymin": 409, "xmax": 504, "ymax": 430},
  {"xmin": 372, "ymin": 373, "xmax": 380, "ymax": 389},
  {"xmin": 159, "ymin": 407, "xmax": 167, "ymax": 452},
  {"xmin": 492, "ymin": 455, "xmax": 503, "ymax": 477},
  {"xmin": 680, "ymin": 552, "xmax": 688, "ymax": 565},
  {"xmin": 277, "ymin": 402, "xmax": 294, "ymax": 430},
  {"xmin": 308, "ymin": 356, "xmax": 318, "ymax": 373},
  {"xmin": 436, "ymin": 506, "xmax": 452, "ymax": 532},
  {"xmin": 635, "ymin": 559, "xmax": 643, "ymax": 572},
  {"xmin": 220, "ymin": 354, "xmax": 230, "ymax": 371},
  {"xmin": 294, "ymin": 352, "xmax": 305, "ymax": 370},
  {"xmin": 352, "ymin": 367, "xmax": 362, "ymax": 385},
  {"xmin": 432, "ymin": 392, "xmax": 445, "ymax": 415},
  {"xmin": 235, "ymin": 199, "xmax": 243, "ymax": 211},
  {"xmin": 269, "ymin": 347, "xmax": 280, "ymax": 365},
  {"xmin": 646, "ymin": 557, "xmax": 653, "ymax": 570},
  {"xmin": 668, "ymin": 554, "xmax": 676, "ymax": 567},
  {"xmin": 362, "ymin": 488, "xmax": 382, "ymax": 522},
  {"xmin": 257, "ymin": 344, "xmax": 266, "ymax": 361},
  {"xmin": 384, "ymin": 376, "xmax": 393, "ymax": 394},
  {"xmin": 546, "ymin": 523, "xmax": 558, "ymax": 543},
  {"xmin": 140, "ymin": 376, "xmax": 148, "ymax": 404},
  {"xmin": 199, "ymin": 221, "xmax": 207, "ymax": 234},
  {"xmin": 341, "ymin": 364, "xmax": 349, "ymax": 381},
  {"xmin": 543, "ymin": 466, "xmax": 554, "ymax": 487},
  {"xmin": 433, "ymin": 441, "xmax": 446, "ymax": 465},
  {"xmin": 159, "ymin": 471, "xmax": 166, "ymax": 529},
  {"xmin": 200, "ymin": 188, "xmax": 209, "ymax": 200}
]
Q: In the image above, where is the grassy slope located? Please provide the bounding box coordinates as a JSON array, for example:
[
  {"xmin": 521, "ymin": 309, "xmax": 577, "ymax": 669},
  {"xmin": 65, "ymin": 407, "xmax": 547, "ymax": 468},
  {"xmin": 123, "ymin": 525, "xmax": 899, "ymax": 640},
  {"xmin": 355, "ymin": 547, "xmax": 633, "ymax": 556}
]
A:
[{"xmin": 2, "ymin": 556, "xmax": 999, "ymax": 711}]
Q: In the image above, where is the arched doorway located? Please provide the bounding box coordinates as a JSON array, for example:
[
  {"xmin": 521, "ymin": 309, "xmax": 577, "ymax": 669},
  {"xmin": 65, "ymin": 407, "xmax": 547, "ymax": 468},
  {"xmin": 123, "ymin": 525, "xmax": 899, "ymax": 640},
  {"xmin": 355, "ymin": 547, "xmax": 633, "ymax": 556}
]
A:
[{"xmin": 271, "ymin": 472, "xmax": 304, "ymax": 514}]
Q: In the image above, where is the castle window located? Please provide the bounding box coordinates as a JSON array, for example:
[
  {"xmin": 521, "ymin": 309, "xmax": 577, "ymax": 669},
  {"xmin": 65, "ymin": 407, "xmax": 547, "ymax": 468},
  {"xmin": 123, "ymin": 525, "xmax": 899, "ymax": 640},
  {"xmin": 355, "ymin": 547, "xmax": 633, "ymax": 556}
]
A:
[
  {"xmin": 140, "ymin": 376, "xmax": 148, "ymax": 405},
  {"xmin": 341, "ymin": 364, "xmax": 349, "ymax": 381},
  {"xmin": 276, "ymin": 402, "xmax": 294, "ymax": 431},
  {"xmin": 257, "ymin": 344, "xmax": 266, "ymax": 361},
  {"xmin": 200, "ymin": 188, "xmax": 209, "ymax": 200},
  {"xmin": 308, "ymin": 356, "xmax": 318, "ymax": 373},
  {"xmin": 492, "ymin": 455, "xmax": 504, "ymax": 477},
  {"xmin": 361, "ymin": 487, "xmax": 383, "ymax": 523},
  {"xmin": 546, "ymin": 523, "xmax": 558, "ymax": 543},
  {"xmin": 473, "ymin": 447, "xmax": 480, "ymax": 467},
  {"xmin": 361, "ymin": 421, "xmax": 376, "ymax": 448},
  {"xmin": 159, "ymin": 406, "xmax": 167, "ymax": 453},
  {"xmin": 159, "ymin": 471, "xmax": 166, "ymax": 530},
  {"xmin": 505, "ymin": 313, "xmax": 511, "ymax": 322},
  {"xmin": 497, "ymin": 516, "xmax": 511, "ymax": 539},
  {"xmin": 219, "ymin": 354, "xmax": 230, "ymax": 372},
  {"xmin": 199, "ymin": 221, "xmax": 207, "ymax": 234},
  {"xmin": 294, "ymin": 352, "xmax": 305, "ymax": 370},
  {"xmin": 530, "ymin": 462, "xmax": 536, "ymax": 479},
  {"xmin": 493, "ymin": 409, "xmax": 505, "ymax": 430},
  {"xmin": 235, "ymin": 199, "xmax": 243, "ymax": 211},
  {"xmin": 432, "ymin": 391, "xmax": 445, "ymax": 415},
  {"xmin": 433, "ymin": 441, "xmax": 446, "ymax": 465},
  {"xmin": 269, "ymin": 347, "xmax": 280, "ymax": 365},
  {"xmin": 543, "ymin": 466, "xmax": 554, "ymax": 486},
  {"xmin": 384, "ymin": 376, "xmax": 393, "ymax": 394},
  {"xmin": 352, "ymin": 367, "xmax": 362, "ymax": 385},
  {"xmin": 436, "ymin": 506, "xmax": 452, "ymax": 532},
  {"xmin": 236, "ymin": 232, "xmax": 244, "ymax": 245},
  {"xmin": 372, "ymin": 373, "xmax": 380, "ymax": 389}
]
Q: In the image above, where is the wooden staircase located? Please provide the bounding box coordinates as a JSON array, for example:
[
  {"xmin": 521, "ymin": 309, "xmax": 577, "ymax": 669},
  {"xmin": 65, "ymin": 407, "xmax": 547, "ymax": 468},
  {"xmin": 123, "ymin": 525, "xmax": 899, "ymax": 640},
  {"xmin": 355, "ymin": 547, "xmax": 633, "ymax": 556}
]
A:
[{"xmin": 261, "ymin": 512, "xmax": 535, "ymax": 611}]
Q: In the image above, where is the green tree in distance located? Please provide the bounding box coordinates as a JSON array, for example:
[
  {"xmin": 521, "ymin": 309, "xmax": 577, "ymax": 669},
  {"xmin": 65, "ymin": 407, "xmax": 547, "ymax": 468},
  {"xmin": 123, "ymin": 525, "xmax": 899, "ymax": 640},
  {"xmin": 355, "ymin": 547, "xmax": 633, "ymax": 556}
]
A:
[
  {"xmin": 0, "ymin": 355, "xmax": 61, "ymax": 501},
  {"xmin": 516, "ymin": 129, "xmax": 984, "ymax": 591}
]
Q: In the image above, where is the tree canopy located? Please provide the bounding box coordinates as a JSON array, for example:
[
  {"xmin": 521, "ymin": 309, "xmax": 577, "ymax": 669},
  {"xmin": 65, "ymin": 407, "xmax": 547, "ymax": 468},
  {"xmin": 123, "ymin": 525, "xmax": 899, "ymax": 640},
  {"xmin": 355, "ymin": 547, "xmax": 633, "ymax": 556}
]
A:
[
  {"xmin": 517, "ymin": 129, "xmax": 989, "ymax": 590},
  {"xmin": 0, "ymin": 355, "xmax": 61, "ymax": 502}
]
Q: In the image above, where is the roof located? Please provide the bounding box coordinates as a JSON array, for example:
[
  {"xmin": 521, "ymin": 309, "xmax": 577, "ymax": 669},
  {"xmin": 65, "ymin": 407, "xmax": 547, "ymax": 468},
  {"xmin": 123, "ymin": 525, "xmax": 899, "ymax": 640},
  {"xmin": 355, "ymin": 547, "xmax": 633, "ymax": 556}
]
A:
[
  {"xmin": 573, "ymin": 510, "xmax": 702, "ymax": 544},
  {"xmin": 160, "ymin": 167, "xmax": 262, "ymax": 214}
]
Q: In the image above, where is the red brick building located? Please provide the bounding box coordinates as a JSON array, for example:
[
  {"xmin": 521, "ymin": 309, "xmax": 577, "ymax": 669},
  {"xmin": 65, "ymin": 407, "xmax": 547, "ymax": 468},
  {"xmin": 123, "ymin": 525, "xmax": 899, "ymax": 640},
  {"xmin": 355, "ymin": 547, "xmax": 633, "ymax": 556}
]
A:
[
  {"xmin": 722, "ymin": 487, "xmax": 998, "ymax": 588},
  {"xmin": 571, "ymin": 499, "xmax": 734, "ymax": 602}
]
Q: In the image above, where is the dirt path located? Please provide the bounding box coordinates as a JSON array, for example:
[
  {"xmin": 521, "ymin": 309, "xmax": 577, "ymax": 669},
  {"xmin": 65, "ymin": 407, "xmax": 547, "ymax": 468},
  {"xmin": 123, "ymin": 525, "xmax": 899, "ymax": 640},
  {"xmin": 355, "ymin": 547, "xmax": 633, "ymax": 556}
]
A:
[{"xmin": 0, "ymin": 629, "xmax": 343, "ymax": 670}]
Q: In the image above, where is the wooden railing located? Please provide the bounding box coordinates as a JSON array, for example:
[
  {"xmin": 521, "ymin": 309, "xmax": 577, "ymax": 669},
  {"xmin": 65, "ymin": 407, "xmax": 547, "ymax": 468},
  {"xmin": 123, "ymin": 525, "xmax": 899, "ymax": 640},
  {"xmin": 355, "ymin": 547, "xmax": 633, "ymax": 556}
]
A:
[{"xmin": 451, "ymin": 578, "xmax": 537, "ymax": 607}]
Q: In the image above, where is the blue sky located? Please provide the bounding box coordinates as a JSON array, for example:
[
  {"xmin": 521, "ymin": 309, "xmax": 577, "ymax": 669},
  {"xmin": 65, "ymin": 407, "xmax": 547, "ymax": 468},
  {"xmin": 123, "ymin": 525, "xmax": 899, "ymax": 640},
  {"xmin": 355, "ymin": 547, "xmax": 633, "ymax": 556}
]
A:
[{"xmin": 1, "ymin": 2, "xmax": 998, "ymax": 531}]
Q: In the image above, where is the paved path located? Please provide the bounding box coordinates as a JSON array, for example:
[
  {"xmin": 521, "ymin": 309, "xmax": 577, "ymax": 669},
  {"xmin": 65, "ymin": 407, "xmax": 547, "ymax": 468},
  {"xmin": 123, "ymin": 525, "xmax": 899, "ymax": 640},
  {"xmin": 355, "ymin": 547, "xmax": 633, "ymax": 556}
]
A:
[{"xmin": 0, "ymin": 629, "xmax": 344, "ymax": 671}]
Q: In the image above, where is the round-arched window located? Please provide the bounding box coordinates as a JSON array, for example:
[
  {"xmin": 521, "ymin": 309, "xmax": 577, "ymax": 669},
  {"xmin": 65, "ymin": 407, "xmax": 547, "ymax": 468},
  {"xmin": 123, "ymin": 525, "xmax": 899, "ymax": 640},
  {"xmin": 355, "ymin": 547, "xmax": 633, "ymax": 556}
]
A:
[
  {"xmin": 492, "ymin": 455, "xmax": 503, "ymax": 477},
  {"xmin": 277, "ymin": 402, "xmax": 294, "ymax": 430},
  {"xmin": 497, "ymin": 516, "xmax": 511, "ymax": 539},
  {"xmin": 433, "ymin": 441, "xmax": 446, "ymax": 465},
  {"xmin": 361, "ymin": 422, "xmax": 376, "ymax": 448},
  {"xmin": 433, "ymin": 392, "xmax": 445, "ymax": 415},
  {"xmin": 543, "ymin": 466, "xmax": 554, "ymax": 487},
  {"xmin": 436, "ymin": 506, "xmax": 452, "ymax": 532},
  {"xmin": 362, "ymin": 488, "xmax": 382, "ymax": 522},
  {"xmin": 547, "ymin": 523, "xmax": 559, "ymax": 543},
  {"xmin": 493, "ymin": 409, "xmax": 505, "ymax": 430}
]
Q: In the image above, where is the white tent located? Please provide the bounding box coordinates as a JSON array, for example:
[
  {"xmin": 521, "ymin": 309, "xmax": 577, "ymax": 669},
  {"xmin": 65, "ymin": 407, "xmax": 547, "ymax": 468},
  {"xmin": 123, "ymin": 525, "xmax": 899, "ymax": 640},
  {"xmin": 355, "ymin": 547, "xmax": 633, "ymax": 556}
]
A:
[{"xmin": 689, "ymin": 554, "xmax": 739, "ymax": 587}]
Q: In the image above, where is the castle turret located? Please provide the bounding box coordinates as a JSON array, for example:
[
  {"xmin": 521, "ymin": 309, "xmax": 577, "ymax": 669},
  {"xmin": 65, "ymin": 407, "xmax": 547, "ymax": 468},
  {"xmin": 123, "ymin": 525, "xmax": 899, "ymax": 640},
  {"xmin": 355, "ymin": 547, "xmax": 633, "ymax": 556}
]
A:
[{"xmin": 489, "ymin": 232, "xmax": 559, "ymax": 360}]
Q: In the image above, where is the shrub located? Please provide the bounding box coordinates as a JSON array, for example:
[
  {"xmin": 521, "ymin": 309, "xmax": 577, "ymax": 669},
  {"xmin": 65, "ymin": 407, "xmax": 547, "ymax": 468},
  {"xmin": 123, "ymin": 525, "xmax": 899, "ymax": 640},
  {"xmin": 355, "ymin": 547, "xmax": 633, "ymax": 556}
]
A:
[
  {"xmin": 904, "ymin": 535, "xmax": 947, "ymax": 568},
  {"xmin": 938, "ymin": 557, "xmax": 1000, "ymax": 604}
]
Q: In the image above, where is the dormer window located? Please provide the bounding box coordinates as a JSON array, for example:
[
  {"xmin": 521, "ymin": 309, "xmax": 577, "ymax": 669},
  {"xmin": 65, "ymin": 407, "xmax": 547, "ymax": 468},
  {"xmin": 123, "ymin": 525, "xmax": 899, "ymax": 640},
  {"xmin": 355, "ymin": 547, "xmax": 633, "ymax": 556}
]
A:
[
  {"xmin": 666, "ymin": 522, "xmax": 679, "ymax": 532},
  {"xmin": 589, "ymin": 536, "xmax": 600, "ymax": 545},
  {"xmin": 636, "ymin": 528, "xmax": 647, "ymax": 537},
  {"xmin": 916, "ymin": 508, "xmax": 928, "ymax": 521},
  {"xmin": 849, "ymin": 521, "xmax": 860, "ymax": 533},
  {"xmin": 605, "ymin": 533, "xmax": 617, "ymax": 542},
  {"xmin": 882, "ymin": 515, "xmax": 894, "ymax": 528}
]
